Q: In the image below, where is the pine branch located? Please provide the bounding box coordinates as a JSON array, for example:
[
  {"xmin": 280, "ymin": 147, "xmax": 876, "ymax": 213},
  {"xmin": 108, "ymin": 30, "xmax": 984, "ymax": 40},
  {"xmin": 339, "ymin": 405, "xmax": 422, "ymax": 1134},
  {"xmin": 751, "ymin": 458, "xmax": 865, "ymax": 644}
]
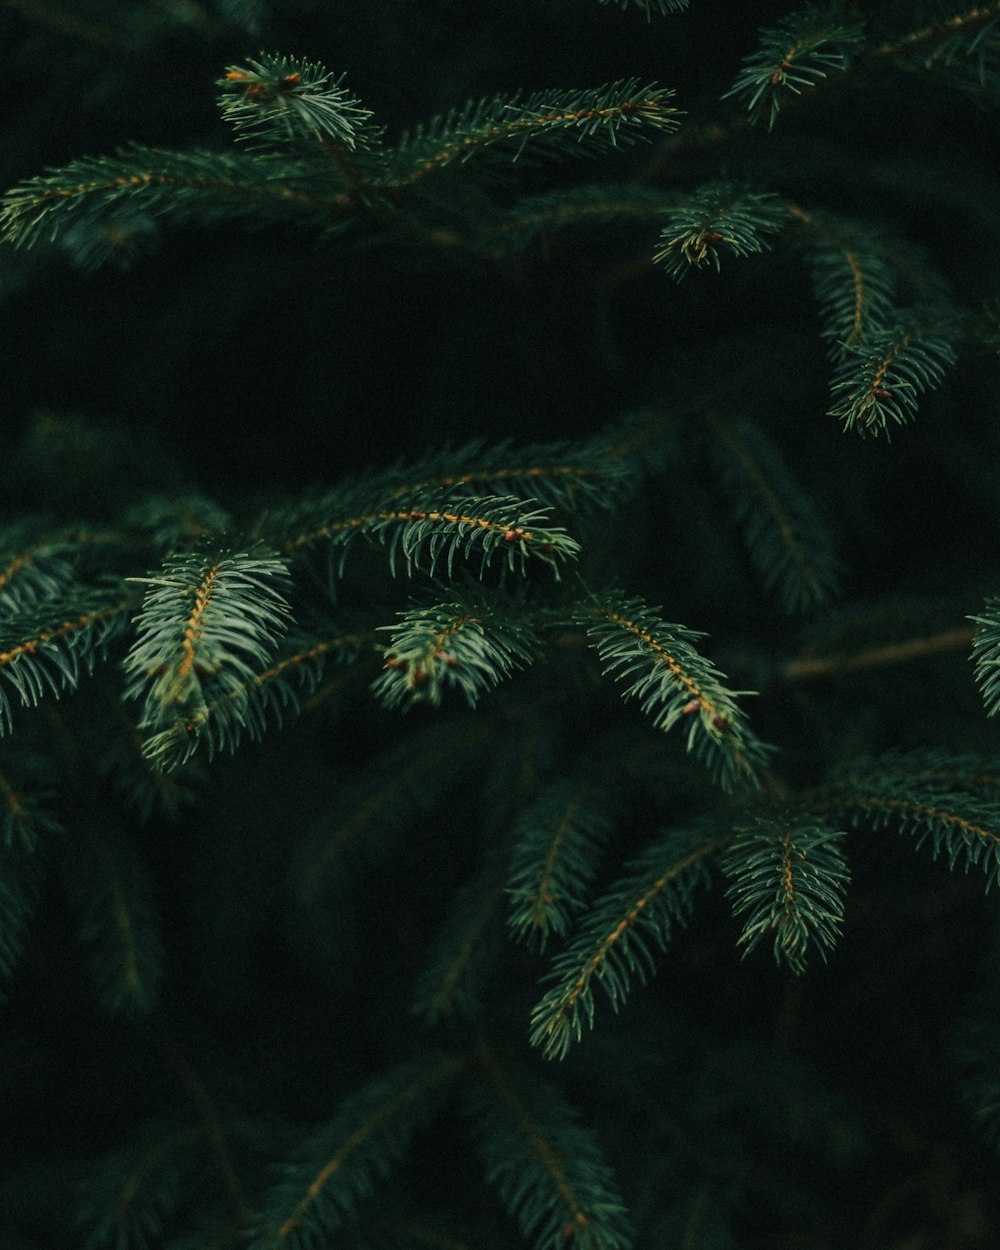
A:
[
  {"xmin": 530, "ymin": 827, "xmax": 724, "ymax": 1060},
  {"xmin": 652, "ymin": 183, "xmax": 787, "ymax": 279},
  {"xmin": 249, "ymin": 1053, "xmax": 467, "ymax": 1250},
  {"xmin": 808, "ymin": 754, "xmax": 1000, "ymax": 889},
  {"xmin": 827, "ymin": 311, "xmax": 958, "ymax": 436},
  {"xmin": 723, "ymin": 5, "xmax": 866, "ymax": 130},
  {"xmin": 723, "ymin": 817, "xmax": 849, "ymax": 974},
  {"xmin": 568, "ymin": 590, "xmax": 770, "ymax": 791},
  {"xmin": 389, "ymin": 80, "xmax": 680, "ymax": 184},
  {"xmin": 122, "ymin": 547, "xmax": 293, "ymax": 741},
  {"xmin": 970, "ymin": 595, "xmax": 1000, "ymax": 716},
  {"xmin": 702, "ymin": 411, "xmax": 841, "ymax": 613},
  {"xmin": 787, "ymin": 204, "xmax": 904, "ymax": 352},
  {"xmin": 598, "ymin": 0, "xmax": 688, "ymax": 14},
  {"xmin": 271, "ymin": 488, "xmax": 580, "ymax": 580},
  {"xmin": 372, "ymin": 589, "xmax": 538, "ymax": 711},
  {"xmin": 506, "ymin": 780, "xmax": 615, "ymax": 948},
  {"xmin": 61, "ymin": 822, "xmax": 164, "ymax": 1017},
  {"xmin": 0, "ymin": 581, "xmax": 138, "ymax": 734},
  {"xmin": 467, "ymin": 1050, "xmax": 632, "ymax": 1250}
]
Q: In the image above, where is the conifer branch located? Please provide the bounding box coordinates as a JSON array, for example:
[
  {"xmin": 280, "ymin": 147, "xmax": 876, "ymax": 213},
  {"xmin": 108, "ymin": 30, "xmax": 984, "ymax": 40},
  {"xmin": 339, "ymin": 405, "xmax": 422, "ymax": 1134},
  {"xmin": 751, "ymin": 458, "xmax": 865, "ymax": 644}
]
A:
[
  {"xmin": 808, "ymin": 756, "xmax": 1000, "ymax": 889},
  {"xmin": 970, "ymin": 596, "xmax": 1000, "ymax": 716},
  {"xmin": 469, "ymin": 1049, "xmax": 632, "ymax": 1250},
  {"xmin": 249, "ymin": 1053, "xmax": 467, "ymax": 1250},
  {"xmin": 723, "ymin": 5, "xmax": 866, "ymax": 130},
  {"xmin": 1, "ymin": 146, "xmax": 354, "ymax": 252},
  {"xmin": 723, "ymin": 818, "xmax": 849, "ymax": 974},
  {"xmin": 828, "ymin": 313, "xmax": 958, "ymax": 436},
  {"xmin": 569, "ymin": 591, "xmax": 770, "ymax": 790},
  {"xmin": 530, "ymin": 828, "xmax": 725, "ymax": 1060},
  {"xmin": 123, "ymin": 548, "xmax": 293, "ymax": 740},
  {"xmin": 652, "ymin": 183, "xmax": 787, "ymax": 278},
  {"xmin": 703, "ymin": 412, "xmax": 841, "ymax": 613},
  {"xmin": 274, "ymin": 490, "xmax": 580, "ymax": 580},
  {"xmin": 0, "ymin": 583, "xmax": 138, "ymax": 734},
  {"xmin": 373, "ymin": 590, "xmax": 538, "ymax": 711},
  {"xmin": 140, "ymin": 628, "xmax": 373, "ymax": 771},
  {"xmin": 218, "ymin": 55, "xmax": 384, "ymax": 157},
  {"xmin": 389, "ymin": 80, "xmax": 680, "ymax": 184},
  {"xmin": 506, "ymin": 780, "xmax": 615, "ymax": 948}
]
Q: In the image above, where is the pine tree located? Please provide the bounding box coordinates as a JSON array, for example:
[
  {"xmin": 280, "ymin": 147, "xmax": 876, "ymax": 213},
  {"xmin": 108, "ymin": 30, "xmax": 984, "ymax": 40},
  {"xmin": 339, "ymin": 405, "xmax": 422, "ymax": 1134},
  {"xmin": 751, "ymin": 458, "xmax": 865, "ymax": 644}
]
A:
[{"xmin": 2, "ymin": 1, "xmax": 1000, "ymax": 1245}]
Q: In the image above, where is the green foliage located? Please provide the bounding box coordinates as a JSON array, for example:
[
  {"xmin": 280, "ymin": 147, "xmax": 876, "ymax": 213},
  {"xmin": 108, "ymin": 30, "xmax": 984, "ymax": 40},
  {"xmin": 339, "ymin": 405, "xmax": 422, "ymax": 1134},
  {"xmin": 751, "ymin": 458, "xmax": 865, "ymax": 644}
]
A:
[
  {"xmin": 123, "ymin": 547, "xmax": 293, "ymax": 741},
  {"xmin": 971, "ymin": 596, "xmax": 1000, "ymax": 717},
  {"xmin": 827, "ymin": 312, "xmax": 958, "ymax": 436},
  {"xmin": 249, "ymin": 1054, "xmax": 465, "ymax": 1250},
  {"xmin": 724, "ymin": 5, "xmax": 866, "ymax": 129},
  {"xmin": 218, "ymin": 55, "xmax": 384, "ymax": 155},
  {"xmin": 568, "ymin": 590, "xmax": 770, "ymax": 790},
  {"xmin": 506, "ymin": 779, "xmax": 615, "ymax": 948},
  {"xmin": 530, "ymin": 826, "xmax": 721, "ymax": 1060},
  {"xmin": 653, "ymin": 183, "xmax": 787, "ymax": 278},
  {"xmin": 700, "ymin": 413, "xmax": 841, "ymax": 613},
  {"xmin": 372, "ymin": 589, "xmax": 539, "ymax": 711},
  {"xmin": 809, "ymin": 752, "xmax": 1000, "ymax": 889},
  {"xmin": 466, "ymin": 1054, "xmax": 631, "ymax": 1250},
  {"xmin": 2, "ymin": 1, "xmax": 1000, "ymax": 1246},
  {"xmin": 724, "ymin": 818, "xmax": 849, "ymax": 974}
]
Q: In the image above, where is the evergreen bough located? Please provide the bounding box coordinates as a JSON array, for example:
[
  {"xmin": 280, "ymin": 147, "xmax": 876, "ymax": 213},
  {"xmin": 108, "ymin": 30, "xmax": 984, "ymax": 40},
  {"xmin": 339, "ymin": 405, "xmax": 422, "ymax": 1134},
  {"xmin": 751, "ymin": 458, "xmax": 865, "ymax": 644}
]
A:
[{"xmin": 2, "ymin": 2, "xmax": 1000, "ymax": 1246}]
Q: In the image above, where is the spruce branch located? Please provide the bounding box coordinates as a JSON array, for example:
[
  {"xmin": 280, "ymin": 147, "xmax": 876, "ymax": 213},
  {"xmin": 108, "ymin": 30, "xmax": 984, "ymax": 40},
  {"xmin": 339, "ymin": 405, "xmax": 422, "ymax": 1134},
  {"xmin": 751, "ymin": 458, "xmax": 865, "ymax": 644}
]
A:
[
  {"xmin": 123, "ymin": 547, "xmax": 293, "ymax": 743},
  {"xmin": 723, "ymin": 818, "xmax": 849, "ymax": 974},
  {"xmin": 467, "ymin": 1050, "xmax": 632, "ymax": 1250},
  {"xmin": 598, "ymin": 0, "xmax": 687, "ymax": 14},
  {"xmin": 652, "ymin": 183, "xmax": 787, "ymax": 279},
  {"xmin": 273, "ymin": 489, "xmax": 580, "ymax": 580},
  {"xmin": 723, "ymin": 5, "xmax": 866, "ymax": 130},
  {"xmin": 218, "ymin": 54, "xmax": 384, "ymax": 155},
  {"xmin": 140, "ymin": 627, "xmax": 373, "ymax": 771},
  {"xmin": 702, "ymin": 411, "xmax": 841, "ymax": 614},
  {"xmin": 970, "ymin": 595, "xmax": 1000, "ymax": 717},
  {"xmin": 569, "ymin": 590, "xmax": 770, "ymax": 790},
  {"xmin": 506, "ymin": 780, "xmax": 615, "ymax": 948},
  {"xmin": 827, "ymin": 312, "xmax": 958, "ymax": 435},
  {"xmin": 372, "ymin": 589, "xmax": 539, "ymax": 711},
  {"xmin": 249, "ymin": 1053, "xmax": 467, "ymax": 1250},
  {"xmin": 530, "ymin": 827, "xmax": 724, "ymax": 1060},
  {"xmin": 0, "ymin": 582, "xmax": 138, "ymax": 734},
  {"xmin": 808, "ymin": 755, "xmax": 1000, "ymax": 890},
  {"xmin": 389, "ymin": 80, "xmax": 680, "ymax": 184},
  {"xmin": 1, "ymin": 146, "xmax": 353, "ymax": 253}
]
